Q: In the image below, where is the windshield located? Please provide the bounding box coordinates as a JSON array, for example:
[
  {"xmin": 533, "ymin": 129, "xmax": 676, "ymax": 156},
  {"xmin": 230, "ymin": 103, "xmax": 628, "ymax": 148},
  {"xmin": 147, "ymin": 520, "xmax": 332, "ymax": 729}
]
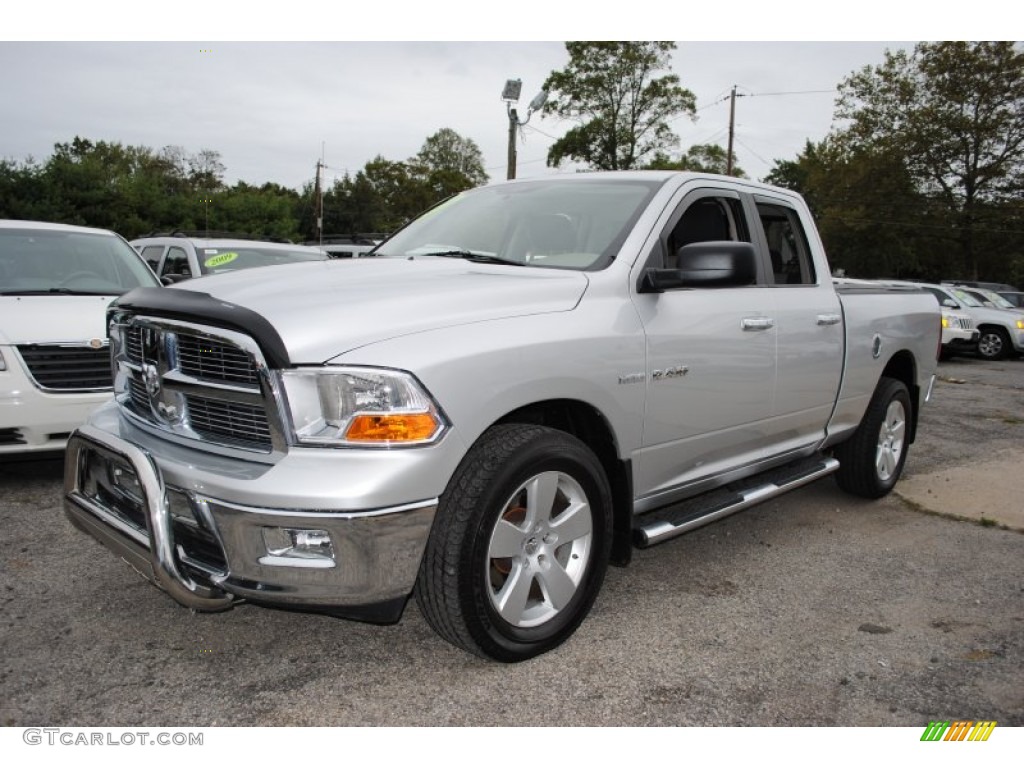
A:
[
  {"xmin": 950, "ymin": 288, "xmax": 983, "ymax": 307},
  {"xmin": 197, "ymin": 246, "xmax": 327, "ymax": 275},
  {"xmin": 0, "ymin": 227, "xmax": 160, "ymax": 295},
  {"xmin": 974, "ymin": 288, "xmax": 1015, "ymax": 309},
  {"xmin": 376, "ymin": 179, "xmax": 663, "ymax": 270}
]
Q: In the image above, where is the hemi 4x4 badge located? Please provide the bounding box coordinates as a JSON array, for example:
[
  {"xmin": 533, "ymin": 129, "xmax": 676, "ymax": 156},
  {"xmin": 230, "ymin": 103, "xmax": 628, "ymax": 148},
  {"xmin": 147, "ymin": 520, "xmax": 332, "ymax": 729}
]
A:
[
  {"xmin": 618, "ymin": 373, "xmax": 645, "ymax": 385},
  {"xmin": 652, "ymin": 365, "xmax": 689, "ymax": 381}
]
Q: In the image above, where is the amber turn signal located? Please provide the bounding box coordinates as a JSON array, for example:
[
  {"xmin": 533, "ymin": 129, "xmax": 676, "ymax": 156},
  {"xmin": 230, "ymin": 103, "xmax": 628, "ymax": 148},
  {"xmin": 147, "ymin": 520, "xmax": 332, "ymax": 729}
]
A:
[{"xmin": 344, "ymin": 413, "xmax": 439, "ymax": 443}]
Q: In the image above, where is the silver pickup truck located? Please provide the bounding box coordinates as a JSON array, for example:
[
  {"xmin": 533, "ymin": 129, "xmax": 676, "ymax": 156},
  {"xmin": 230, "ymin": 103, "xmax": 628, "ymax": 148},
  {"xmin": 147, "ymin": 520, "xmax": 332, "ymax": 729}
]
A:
[{"xmin": 63, "ymin": 172, "xmax": 940, "ymax": 662}]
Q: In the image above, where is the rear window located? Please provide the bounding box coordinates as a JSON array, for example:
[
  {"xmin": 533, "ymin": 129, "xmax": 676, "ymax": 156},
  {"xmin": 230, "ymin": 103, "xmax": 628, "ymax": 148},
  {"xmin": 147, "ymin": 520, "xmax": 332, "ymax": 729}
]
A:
[{"xmin": 197, "ymin": 246, "xmax": 327, "ymax": 275}]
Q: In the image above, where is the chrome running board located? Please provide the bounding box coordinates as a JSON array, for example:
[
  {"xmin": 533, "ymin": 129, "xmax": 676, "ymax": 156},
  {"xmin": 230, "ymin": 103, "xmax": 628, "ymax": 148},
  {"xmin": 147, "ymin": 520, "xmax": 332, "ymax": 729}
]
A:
[{"xmin": 634, "ymin": 456, "xmax": 839, "ymax": 548}]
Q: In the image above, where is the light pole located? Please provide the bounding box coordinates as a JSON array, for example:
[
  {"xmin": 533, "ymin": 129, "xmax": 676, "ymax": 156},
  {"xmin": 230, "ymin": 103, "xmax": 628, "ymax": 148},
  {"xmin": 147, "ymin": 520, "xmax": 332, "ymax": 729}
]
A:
[{"xmin": 502, "ymin": 78, "xmax": 548, "ymax": 180}]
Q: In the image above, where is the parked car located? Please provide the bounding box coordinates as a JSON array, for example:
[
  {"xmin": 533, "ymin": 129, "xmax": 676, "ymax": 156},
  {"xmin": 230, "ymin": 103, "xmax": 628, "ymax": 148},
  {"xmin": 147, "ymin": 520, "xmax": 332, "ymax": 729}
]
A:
[
  {"xmin": 942, "ymin": 279, "xmax": 1018, "ymax": 292},
  {"xmin": 938, "ymin": 308, "xmax": 980, "ymax": 359},
  {"xmin": 953, "ymin": 285, "xmax": 1024, "ymax": 314},
  {"xmin": 998, "ymin": 290, "xmax": 1024, "ymax": 308},
  {"xmin": 1, "ymin": 220, "xmax": 161, "ymax": 454},
  {"xmin": 916, "ymin": 282, "xmax": 1024, "ymax": 360},
  {"xmin": 303, "ymin": 234, "xmax": 385, "ymax": 259},
  {"xmin": 64, "ymin": 172, "xmax": 940, "ymax": 661},
  {"xmin": 131, "ymin": 232, "xmax": 327, "ymax": 283}
]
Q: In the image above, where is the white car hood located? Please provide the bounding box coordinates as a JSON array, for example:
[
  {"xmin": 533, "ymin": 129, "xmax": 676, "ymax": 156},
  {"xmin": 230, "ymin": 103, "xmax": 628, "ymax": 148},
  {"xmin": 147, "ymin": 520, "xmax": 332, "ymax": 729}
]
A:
[
  {"xmin": 168, "ymin": 258, "xmax": 589, "ymax": 363},
  {"xmin": 0, "ymin": 295, "xmax": 117, "ymax": 345}
]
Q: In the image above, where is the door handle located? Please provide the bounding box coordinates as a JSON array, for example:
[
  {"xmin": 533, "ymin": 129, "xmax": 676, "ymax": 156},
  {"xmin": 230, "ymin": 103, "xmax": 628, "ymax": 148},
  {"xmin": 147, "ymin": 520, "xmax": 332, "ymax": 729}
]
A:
[
  {"xmin": 741, "ymin": 317, "xmax": 775, "ymax": 331},
  {"xmin": 816, "ymin": 314, "xmax": 842, "ymax": 326}
]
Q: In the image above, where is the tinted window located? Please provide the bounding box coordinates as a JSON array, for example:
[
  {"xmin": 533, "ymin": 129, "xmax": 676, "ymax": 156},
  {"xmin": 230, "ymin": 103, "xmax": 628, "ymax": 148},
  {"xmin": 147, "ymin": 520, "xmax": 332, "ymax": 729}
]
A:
[
  {"xmin": 757, "ymin": 203, "xmax": 816, "ymax": 285},
  {"xmin": 140, "ymin": 245, "xmax": 165, "ymax": 270},
  {"xmin": 160, "ymin": 247, "xmax": 192, "ymax": 278}
]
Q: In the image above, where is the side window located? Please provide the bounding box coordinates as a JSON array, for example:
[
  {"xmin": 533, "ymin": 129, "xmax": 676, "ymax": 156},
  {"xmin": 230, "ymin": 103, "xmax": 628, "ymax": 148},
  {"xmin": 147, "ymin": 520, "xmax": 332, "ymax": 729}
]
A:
[
  {"xmin": 664, "ymin": 196, "xmax": 749, "ymax": 269},
  {"xmin": 140, "ymin": 245, "xmax": 164, "ymax": 271},
  {"xmin": 757, "ymin": 203, "xmax": 816, "ymax": 285},
  {"xmin": 160, "ymin": 247, "xmax": 191, "ymax": 278}
]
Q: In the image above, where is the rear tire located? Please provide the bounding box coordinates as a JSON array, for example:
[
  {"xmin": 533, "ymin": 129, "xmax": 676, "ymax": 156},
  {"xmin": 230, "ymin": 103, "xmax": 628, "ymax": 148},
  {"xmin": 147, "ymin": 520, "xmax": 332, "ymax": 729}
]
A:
[
  {"xmin": 415, "ymin": 424, "xmax": 612, "ymax": 662},
  {"xmin": 834, "ymin": 377, "xmax": 912, "ymax": 499}
]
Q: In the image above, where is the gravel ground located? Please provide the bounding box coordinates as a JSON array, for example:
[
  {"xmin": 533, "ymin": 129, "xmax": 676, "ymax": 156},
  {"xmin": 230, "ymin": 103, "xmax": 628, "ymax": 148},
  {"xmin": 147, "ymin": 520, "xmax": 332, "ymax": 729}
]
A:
[{"xmin": 1, "ymin": 356, "xmax": 1022, "ymax": 727}]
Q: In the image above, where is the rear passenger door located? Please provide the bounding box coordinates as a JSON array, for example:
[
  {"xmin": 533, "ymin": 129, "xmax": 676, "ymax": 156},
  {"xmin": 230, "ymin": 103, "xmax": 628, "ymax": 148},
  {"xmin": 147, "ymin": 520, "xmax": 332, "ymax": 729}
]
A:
[{"xmin": 754, "ymin": 194, "xmax": 844, "ymax": 456}]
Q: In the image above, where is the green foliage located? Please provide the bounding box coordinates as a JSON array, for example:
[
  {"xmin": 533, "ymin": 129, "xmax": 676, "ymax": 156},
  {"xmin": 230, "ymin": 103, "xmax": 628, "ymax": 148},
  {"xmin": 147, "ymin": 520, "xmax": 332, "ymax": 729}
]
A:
[
  {"xmin": 313, "ymin": 129, "xmax": 488, "ymax": 238},
  {"xmin": 644, "ymin": 144, "xmax": 746, "ymax": 177},
  {"xmin": 413, "ymin": 127, "xmax": 488, "ymax": 191},
  {"xmin": 835, "ymin": 41, "xmax": 1024, "ymax": 280},
  {"xmin": 0, "ymin": 127, "xmax": 489, "ymax": 243},
  {"xmin": 543, "ymin": 42, "xmax": 696, "ymax": 170}
]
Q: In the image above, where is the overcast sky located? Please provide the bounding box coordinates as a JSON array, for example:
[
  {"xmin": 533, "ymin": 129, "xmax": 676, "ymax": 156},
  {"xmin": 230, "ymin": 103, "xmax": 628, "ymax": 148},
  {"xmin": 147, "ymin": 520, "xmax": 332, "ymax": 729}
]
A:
[{"xmin": 2, "ymin": 3, "xmax": 994, "ymax": 192}]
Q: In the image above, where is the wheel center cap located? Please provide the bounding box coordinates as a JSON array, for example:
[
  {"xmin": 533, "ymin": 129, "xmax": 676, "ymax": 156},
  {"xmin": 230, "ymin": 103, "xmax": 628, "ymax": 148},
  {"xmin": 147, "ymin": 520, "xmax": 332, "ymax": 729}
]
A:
[{"xmin": 524, "ymin": 537, "xmax": 540, "ymax": 555}]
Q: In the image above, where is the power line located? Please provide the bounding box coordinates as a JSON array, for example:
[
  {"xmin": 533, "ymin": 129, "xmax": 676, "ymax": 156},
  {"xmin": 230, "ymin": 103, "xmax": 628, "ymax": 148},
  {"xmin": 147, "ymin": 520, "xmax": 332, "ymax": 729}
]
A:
[{"xmin": 747, "ymin": 89, "xmax": 836, "ymax": 97}]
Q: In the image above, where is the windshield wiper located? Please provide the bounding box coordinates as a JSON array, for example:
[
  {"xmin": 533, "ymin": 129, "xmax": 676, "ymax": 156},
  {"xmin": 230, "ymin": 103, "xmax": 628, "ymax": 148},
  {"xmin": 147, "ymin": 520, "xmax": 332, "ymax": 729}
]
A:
[
  {"xmin": 424, "ymin": 249, "xmax": 524, "ymax": 266},
  {"xmin": 0, "ymin": 289, "xmax": 115, "ymax": 296}
]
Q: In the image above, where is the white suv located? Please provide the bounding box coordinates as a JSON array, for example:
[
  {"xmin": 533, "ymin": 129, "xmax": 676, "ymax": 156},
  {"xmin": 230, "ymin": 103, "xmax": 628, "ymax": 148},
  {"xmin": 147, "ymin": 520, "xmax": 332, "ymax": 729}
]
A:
[
  {"xmin": 131, "ymin": 233, "xmax": 327, "ymax": 283},
  {"xmin": 1, "ymin": 220, "xmax": 161, "ymax": 454},
  {"xmin": 918, "ymin": 283, "xmax": 1024, "ymax": 360}
]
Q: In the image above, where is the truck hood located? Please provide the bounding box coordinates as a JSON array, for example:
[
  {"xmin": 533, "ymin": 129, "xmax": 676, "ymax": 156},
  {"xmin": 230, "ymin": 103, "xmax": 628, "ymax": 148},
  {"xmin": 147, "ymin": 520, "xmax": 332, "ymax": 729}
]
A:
[
  {"xmin": 165, "ymin": 258, "xmax": 589, "ymax": 363},
  {"xmin": 0, "ymin": 295, "xmax": 117, "ymax": 345}
]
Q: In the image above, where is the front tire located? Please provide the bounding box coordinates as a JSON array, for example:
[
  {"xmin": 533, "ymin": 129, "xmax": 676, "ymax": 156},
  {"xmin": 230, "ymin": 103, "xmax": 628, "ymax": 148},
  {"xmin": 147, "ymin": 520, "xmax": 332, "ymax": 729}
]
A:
[
  {"xmin": 834, "ymin": 376, "xmax": 912, "ymax": 499},
  {"xmin": 415, "ymin": 424, "xmax": 612, "ymax": 662},
  {"xmin": 977, "ymin": 328, "xmax": 1009, "ymax": 360}
]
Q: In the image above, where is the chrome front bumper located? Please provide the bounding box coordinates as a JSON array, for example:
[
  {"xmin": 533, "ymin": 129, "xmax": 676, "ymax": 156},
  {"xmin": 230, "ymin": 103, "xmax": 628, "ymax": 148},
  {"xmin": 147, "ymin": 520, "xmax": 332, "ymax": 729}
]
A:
[{"xmin": 63, "ymin": 424, "xmax": 437, "ymax": 623}]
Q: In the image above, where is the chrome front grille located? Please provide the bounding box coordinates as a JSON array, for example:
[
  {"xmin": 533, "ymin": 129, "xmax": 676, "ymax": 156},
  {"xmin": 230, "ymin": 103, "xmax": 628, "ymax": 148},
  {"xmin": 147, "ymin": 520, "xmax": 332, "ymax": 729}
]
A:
[
  {"xmin": 176, "ymin": 333, "xmax": 259, "ymax": 385},
  {"xmin": 17, "ymin": 343, "xmax": 112, "ymax": 391},
  {"xmin": 115, "ymin": 316, "xmax": 280, "ymax": 456},
  {"xmin": 961, "ymin": 317, "xmax": 975, "ymax": 330},
  {"xmin": 185, "ymin": 393, "xmax": 272, "ymax": 449}
]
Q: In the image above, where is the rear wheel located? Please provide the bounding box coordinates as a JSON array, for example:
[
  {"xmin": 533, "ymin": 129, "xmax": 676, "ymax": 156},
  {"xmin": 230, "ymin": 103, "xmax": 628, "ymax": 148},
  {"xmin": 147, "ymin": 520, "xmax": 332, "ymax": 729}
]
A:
[
  {"xmin": 415, "ymin": 424, "xmax": 612, "ymax": 662},
  {"xmin": 834, "ymin": 377, "xmax": 911, "ymax": 499}
]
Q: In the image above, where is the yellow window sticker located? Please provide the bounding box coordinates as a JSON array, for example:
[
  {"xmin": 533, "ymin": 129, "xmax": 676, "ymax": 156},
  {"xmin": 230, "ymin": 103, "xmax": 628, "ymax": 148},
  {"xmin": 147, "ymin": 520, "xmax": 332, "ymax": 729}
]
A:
[{"xmin": 204, "ymin": 252, "xmax": 239, "ymax": 268}]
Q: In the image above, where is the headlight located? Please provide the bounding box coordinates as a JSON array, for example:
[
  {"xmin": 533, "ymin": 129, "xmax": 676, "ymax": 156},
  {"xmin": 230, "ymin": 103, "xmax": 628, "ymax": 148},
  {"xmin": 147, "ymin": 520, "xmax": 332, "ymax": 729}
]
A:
[
  {"xmin": 941, "ymin": 315, "xmax": 952, "ymax": 329},
  {"xmin": 1017, "ymin": 319, "xmax": 1024, "ymax": 330},
  {"xmin": 280, "ymin": 367, "xmax": 447, "ymax": 447}
]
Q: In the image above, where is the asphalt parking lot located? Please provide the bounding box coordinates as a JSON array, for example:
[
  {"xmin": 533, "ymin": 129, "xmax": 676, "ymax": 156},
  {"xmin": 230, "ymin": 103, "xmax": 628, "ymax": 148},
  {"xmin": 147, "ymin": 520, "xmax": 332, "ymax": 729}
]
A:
[{"xmin": 1, "ymin": 356, "xmax": 1022, "ymax": 727}]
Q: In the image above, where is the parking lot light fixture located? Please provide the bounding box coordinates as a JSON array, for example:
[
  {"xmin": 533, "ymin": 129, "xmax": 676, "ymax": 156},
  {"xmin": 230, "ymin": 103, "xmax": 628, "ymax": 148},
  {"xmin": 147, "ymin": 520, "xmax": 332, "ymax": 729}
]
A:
[{"xmin": 502, "ymin": 78, "xmax": 548, "ymax": 180}]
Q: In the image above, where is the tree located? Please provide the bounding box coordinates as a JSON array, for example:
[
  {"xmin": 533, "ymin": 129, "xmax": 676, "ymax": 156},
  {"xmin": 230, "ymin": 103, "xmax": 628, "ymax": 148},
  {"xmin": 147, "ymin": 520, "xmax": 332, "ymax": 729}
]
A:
[
  {"xmin": 413, "ymin": 128, "xmax": 488, "ymax": 191},
  {"xmin": 765, "ymin": 139, "xmax": 942, "ymax": 280},
  {"xmin": 644, "ymin": 143, "xmax": 746, "ymax": 177},
  {"xmin": 542, "ymin": 41, "xmax": 696, "ymax": 170},
  {"xmin": 835, "ymin": 41, "xmax": 1024, "ymax": 279}
]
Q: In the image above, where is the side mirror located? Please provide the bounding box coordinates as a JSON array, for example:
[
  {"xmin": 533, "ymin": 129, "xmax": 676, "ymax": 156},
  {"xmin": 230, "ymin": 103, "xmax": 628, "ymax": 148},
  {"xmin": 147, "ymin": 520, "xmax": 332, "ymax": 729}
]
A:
[
  {"xmin": 161, "ymin": 274, "xmax": 188, "ymax": 286},
  {"xmin": 639, "ymin": 241, "xmax": 758, "ymax": 293}
]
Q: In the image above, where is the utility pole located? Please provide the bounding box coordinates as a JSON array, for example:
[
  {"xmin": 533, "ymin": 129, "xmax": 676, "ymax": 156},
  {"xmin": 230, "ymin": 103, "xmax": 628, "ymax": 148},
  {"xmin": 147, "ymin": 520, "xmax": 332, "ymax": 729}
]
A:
[
  {"xmin": 726, "ymin": 85, "xmax": 737, "ymax": 177},
  {"xmin": 314, "ymin": 159, "xmax": 323, "ymax": 243},
  {"xmin": 507, "ymin": 106, "xmax": 519, "ymax": 180}
]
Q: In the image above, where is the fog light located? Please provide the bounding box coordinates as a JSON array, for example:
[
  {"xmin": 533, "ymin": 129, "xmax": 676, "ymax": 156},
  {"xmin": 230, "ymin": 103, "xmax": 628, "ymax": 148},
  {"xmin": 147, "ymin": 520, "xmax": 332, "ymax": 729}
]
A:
[
  {"xmin": 260, "ymin": 527, "xmax": 336, "ymax": 568},
  {"xmin": 111, "ymin": 463, "xmax": 142, "ymax": 502}
]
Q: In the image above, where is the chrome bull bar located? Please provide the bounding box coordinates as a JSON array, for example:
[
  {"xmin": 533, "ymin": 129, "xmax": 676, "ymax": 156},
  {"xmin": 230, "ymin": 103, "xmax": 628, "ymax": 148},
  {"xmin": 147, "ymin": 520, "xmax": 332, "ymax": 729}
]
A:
[{"xmin": 64, "ymin": 424, "xmax": 233, "ymax": 612}]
